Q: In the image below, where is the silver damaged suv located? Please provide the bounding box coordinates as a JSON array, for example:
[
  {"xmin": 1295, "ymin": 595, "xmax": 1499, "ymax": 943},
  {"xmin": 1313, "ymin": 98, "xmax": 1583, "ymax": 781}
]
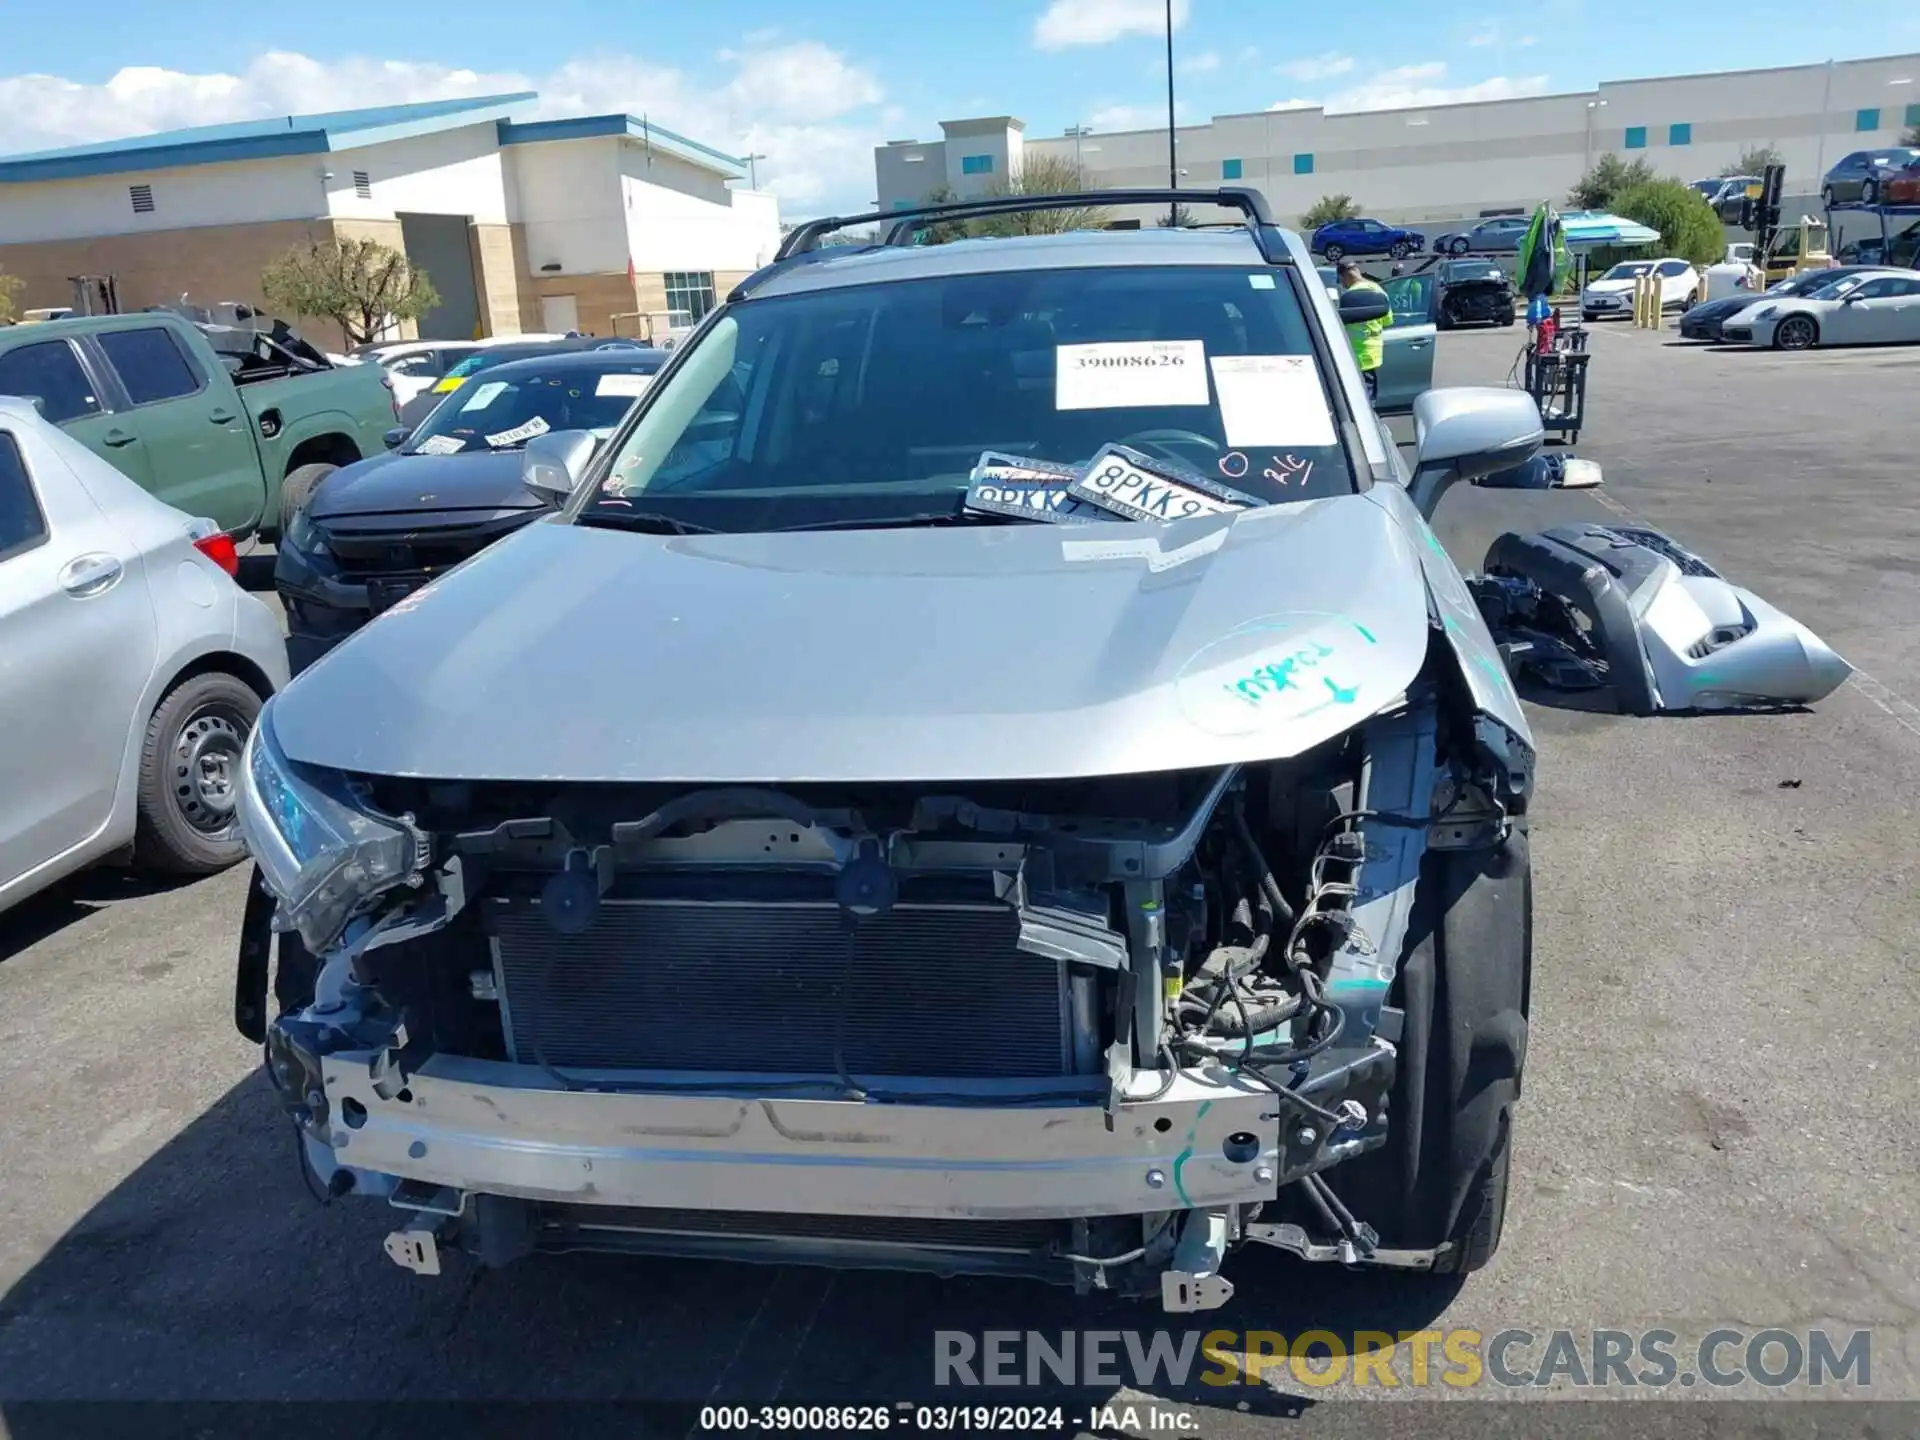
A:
[{"xmin": 234, "ymin": 187, "xmax": 1559, "ymax": 1309}]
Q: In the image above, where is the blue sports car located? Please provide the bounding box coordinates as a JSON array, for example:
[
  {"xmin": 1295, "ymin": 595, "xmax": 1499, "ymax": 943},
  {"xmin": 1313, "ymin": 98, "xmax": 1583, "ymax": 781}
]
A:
[{"xmin": 1310, "ymin": 216, "xmax": 1427, "ymax": 260}]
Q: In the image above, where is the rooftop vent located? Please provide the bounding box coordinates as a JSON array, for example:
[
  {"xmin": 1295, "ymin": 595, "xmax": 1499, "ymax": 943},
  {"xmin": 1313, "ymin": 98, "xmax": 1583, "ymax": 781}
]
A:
[{"xmin": 353, "ymin": 170, "xmax": 372, "ymax": 199}]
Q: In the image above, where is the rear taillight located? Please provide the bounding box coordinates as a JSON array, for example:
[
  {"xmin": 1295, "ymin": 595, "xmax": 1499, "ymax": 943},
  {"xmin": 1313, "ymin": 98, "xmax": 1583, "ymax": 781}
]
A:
[{"xmin": 186, "ymin": 518, "xmax": 239, "ymax": 576}]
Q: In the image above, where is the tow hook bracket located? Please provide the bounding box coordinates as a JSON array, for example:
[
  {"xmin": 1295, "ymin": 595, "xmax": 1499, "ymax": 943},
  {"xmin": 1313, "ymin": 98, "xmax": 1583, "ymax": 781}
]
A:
[
  {"xmin": 1161, "ymin": 1207, "xmax": 1234, "ymax": 1313},
  {"xmin": 383, "ymin": 1227, "xmax": 443, "ymax": 1276},
  {"xmin": 1246, "ymin": 1221, "xmax": 1444, "ymax": 1270}
]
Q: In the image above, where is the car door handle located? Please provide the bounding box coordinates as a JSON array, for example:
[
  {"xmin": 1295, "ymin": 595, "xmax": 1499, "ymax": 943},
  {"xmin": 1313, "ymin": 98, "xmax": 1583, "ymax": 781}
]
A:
[
  {"xmin": 59, "ymin": 553, "xmax": 124, "ymax": 598},
  {"xmin": 1406, "ymin": 338, "xmax": 1432, "ymax": 350},
  {"xmin": 209, "ymin": 409, "xmax": 238, "ymax": 424},
  {"xmin": 102, "ymin": 428, "xmax": 139, "ymax": 448}
]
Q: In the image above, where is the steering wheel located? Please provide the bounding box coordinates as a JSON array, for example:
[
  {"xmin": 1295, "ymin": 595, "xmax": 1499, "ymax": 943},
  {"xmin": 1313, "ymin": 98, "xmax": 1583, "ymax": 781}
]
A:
[{"xmin": 1114, "ymin": 428, "xmax": 1223, "ymax": 469}]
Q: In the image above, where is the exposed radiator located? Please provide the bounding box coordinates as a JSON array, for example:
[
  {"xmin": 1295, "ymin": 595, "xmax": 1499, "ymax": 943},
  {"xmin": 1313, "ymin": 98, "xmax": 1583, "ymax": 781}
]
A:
[{"xmin": 485, "ymin": 878, "xmax": 1073, "ymax": 1077}]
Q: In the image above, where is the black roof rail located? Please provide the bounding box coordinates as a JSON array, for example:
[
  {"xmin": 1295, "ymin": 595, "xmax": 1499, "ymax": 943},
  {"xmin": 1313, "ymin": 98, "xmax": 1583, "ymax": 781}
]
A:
[
  {"xmin": 727, "ymin": 244, "xmax": 885, "ymax": 303},
  {"xmin": 774, "ymin": 187, "xmax": 1289, "ymax": 264}
]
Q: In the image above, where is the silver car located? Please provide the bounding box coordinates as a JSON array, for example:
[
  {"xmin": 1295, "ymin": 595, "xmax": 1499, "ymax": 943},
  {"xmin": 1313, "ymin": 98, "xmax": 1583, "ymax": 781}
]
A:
[
  {"xmin": 233, "ymin": 190, "xmax": 1571, "ymax": 1309},
  {"xmin": 0, "ymin": 397, "xmax": 288, "ymax": 915},
  {"xmin": 1735, "ymin": 268, "xmax": 1920, "ymax": 350}
]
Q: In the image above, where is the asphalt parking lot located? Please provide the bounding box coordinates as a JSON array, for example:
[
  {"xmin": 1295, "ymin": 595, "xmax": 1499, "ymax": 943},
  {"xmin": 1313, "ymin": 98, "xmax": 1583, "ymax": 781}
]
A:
[{"xmin": 3, "ymin": 321, "xmax": 1918, "ymax": 1435}]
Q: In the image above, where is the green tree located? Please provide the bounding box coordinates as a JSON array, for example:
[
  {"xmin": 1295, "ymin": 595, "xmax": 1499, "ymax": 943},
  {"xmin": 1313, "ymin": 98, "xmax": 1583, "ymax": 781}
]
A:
[
  {"xmin": 1568, "ymin": 154, "xmax": 1655, "ymax": 210},
  {"xmin": 1722, "ymin": 146, "xmax": 1782, "ymax": 177},
  {"xmin": 1301, "ymin": 194, "xmax": 1360, "ymax": 228},
  {"xmin": 1158, "ymin": 203, "xmax": 1196, "ymax": 228},
  {"xmin": 975, "ymin": 153, "xmax": 1111, "ymax": 235},
  {"xmin": 1611, "ymin": 178, "xmax": 1726, "ymax": 267},
  {"xmin": 259, "ymin": 236, "xmax": 440, "ymax": 346},
  {"xmin": 0, "ymin": 270, "xmax": 22, "ymax": 325}
]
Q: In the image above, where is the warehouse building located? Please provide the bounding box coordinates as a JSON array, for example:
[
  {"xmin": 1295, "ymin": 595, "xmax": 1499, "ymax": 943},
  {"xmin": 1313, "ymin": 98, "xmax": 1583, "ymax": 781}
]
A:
[
  {"xmin": 0, "ymin": 94, "xmax": 781, "ymax": 346},
  {"xmin": 877, "ymin": 53, "xmax": 1920, "ymax": 230}
]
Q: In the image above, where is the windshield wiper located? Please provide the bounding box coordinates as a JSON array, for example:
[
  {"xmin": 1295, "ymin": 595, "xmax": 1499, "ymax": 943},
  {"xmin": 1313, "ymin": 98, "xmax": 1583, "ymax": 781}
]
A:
[
  {"xmin": 579, "ymin": 510, "xmax": 719, "ymax": 535},
  {"xmin": 778, "ymin": 511, "xmax": 1012, "ymax": 533}
]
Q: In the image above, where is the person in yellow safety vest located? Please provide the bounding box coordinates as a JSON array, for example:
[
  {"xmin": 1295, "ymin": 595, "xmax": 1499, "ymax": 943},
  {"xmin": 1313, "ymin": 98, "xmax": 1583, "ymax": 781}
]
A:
[{"xmin": 1337, "ymin": 259, "xmax": 1392, "ymax": 402}]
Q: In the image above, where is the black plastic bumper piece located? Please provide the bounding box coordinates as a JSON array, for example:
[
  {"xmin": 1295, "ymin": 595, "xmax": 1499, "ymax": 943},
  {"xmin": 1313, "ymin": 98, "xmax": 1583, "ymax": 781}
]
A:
[{"xmin": 1483, "ymin": 527, "xmax": 1660, "ymax": 716}]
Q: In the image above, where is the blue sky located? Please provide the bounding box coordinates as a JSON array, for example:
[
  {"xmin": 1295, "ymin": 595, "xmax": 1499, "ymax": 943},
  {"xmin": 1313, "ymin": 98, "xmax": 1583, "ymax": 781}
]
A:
[{"xmin": 3, "ymin": 0, "xmax": 1915, "ymax": 214}]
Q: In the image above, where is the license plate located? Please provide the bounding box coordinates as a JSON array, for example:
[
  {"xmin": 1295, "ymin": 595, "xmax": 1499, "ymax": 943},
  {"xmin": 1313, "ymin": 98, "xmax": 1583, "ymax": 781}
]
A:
[
  {"xmin": 367, "ymin": 575, "xmax": 428, "ymax": 614},
  {"xmin": 1067, "ymin": 445, "xmax": 1256, "ymax": 523},
  {"xmin": 964, "ymin": 452, "xmax": 1102, "ymax": 524}
]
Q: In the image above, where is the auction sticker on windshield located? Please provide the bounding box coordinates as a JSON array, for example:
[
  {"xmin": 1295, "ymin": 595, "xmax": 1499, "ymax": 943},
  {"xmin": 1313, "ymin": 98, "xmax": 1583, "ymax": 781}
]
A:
[
  {"xmin": 485, "ymin": 415, "xmax": 550, "ymax": 448},
  {"xmin": 1056, "ymin": 340, "xmax": 1208, "ymax": 410},
  {"xmin": 1067, "ymin": 444, "xmax": 1257, "ymax": 522},
  {"xmin": 1210, "ymin": 356, "xmax": 1336, "ymax": 447},
  {"xmin": 597, "ymin": 372, "xmax": 653, "ymax": 397},
  {"xmin": 459, "ymin": 380, "xmax": 509, "ymax": 413},
  {"xmin": 412, "ymin": 434, "xmax": 465, "ymax": 455}
]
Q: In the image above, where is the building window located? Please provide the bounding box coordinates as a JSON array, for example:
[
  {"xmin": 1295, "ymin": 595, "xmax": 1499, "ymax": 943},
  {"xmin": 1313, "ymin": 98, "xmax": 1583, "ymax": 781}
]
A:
[
  {"xmin": 1293, "ymin": 153, "xmax": 1314, "ymax": 175},
  {"xmin": 1668, "ymin": 123, "xmax": 1691, "ymax": 146},
  {"xmin": 1856, "ymin": 107, "xmax": 1881, "ymax": 133},
  {"xmin": 960, "ymin": 154, "xmax": 994, "ymax": 176},
  {"xmin": 1623, "ymin": 126, "xmax": 1647, "ymax": 149},
  {"xmin": 1908, "ymin": 103, "xmax": 1920, "ymax": 128},
  {"xmin": 893, "ymin": 199, "xmax": 915, "ymax": 210},
  {"xmin": 663, "ymin": 271, "xmax": 718, "ymax": 326},
  {"xmin": 1222, "ymin": 158, "xmax": 1243, "ymax": 180},
  {"xmin": 353, "ymin": 170, "xmax": 373, "ymax": 199},
  {"xmin": 128, "ymin": 183, "xmax": 155, "ymax": 213}
]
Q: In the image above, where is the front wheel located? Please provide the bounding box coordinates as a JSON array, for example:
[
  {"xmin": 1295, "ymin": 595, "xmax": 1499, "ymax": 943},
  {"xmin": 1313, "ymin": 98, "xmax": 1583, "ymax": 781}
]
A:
[
  {"xmin": 1774, "ymin": 314, "xmax": 1818, "ymax": 350},
  {"xmin": 1450, "ymin": 237, "xmax": 1470, "ymax": 256},
  {"xmin": 1861, "ymin": 178, "xmax": 1880, "ymax": 206},
  {"xmin": 134, "ymin": 671, "xmax": 263, "ymax": 875},
  {"xmin": 1329, "ymin": 831, "xmax": 1531, "ymax": 1274},
  {"xmin": 1389, "ymin": 241, "xmax": 1413, "ymax": 260},
  {"xmin": 1821, "ymin": 185, "xmax": 1836, "ymax": 211},
  {"xmin": 278, "ymin": 462, "xmax": 337, "ymax": 537},
  {"xmin": 1322, "ymin": 243, "xmax": 1345, "ymax": 262}
]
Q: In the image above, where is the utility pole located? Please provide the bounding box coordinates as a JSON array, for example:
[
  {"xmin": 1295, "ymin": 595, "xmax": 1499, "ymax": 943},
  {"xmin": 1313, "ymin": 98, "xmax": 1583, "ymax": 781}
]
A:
[
  {"xmin": 743, "ymin": 153, "xmax": 767, "ymax": 189},
  {"xmin": 1065, "ymin": 124, "xmax": 1092, "ymax": 180},
  {"xmin": 1165, "ymin": 0, "xmax": 1179, "ymax": 226}
]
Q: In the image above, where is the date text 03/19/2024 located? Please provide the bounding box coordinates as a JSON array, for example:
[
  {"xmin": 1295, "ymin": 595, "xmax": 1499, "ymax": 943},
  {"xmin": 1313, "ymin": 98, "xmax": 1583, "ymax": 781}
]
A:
[{"xmin": 697, "ymin": 1403, "xmax": 1194, "ymax": 1433}]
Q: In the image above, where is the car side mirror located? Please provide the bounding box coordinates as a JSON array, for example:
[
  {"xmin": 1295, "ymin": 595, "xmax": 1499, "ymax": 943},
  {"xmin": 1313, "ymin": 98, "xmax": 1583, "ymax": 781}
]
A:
[
  {"xmin": 1337, "ymin": 287, "xmax": 1391, "ymax": 325},
  {"xmin": 383, "ymin": 426, "xmax": 410, "ymax": 450},
  {"xmin": 522, "ymin": 428, "xmax": 597, "ymax": 501},
  {"xmin": 1405, "ymin": 387, "xmax": 1545, "ymax": 519},
  {"xmin": 1840, "ymin": 292, "xmax": 1861, "ymax": 305}
]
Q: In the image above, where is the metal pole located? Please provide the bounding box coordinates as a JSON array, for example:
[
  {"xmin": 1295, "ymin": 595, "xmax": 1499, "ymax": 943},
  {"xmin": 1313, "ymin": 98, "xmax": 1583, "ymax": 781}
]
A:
[
  {"xmin": 1166, "ymin": 0, "xmax": 1178, "ymax": 226},
  {"xmin": 1814, "ymin": 58, "xmax": 1835, "ymax": 189}
]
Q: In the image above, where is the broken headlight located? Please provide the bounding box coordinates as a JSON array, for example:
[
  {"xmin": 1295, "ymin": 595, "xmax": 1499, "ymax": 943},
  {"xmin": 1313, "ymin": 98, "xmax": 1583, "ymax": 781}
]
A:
[{"xmin": 235, "ymin": 701, "xmax": 418, "ymax": 951}]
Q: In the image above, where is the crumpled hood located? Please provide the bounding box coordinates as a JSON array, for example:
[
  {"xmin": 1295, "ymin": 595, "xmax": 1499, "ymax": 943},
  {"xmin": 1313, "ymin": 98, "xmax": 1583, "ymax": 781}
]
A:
[
  {"xmin": 309, "ymin": 449, "xmax": 540, "ymax": 520},
  {"xmin": 270, "ymin": 490, "xmax": 1437, "ymax": 784}
]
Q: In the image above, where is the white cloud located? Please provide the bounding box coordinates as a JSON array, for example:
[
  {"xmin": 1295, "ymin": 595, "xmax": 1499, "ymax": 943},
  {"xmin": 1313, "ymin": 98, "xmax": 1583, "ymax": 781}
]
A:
[
  {"xmin": 1267, "ymin": 98, "xmax": 1320, "ymax": 112},
  {"xmin": 1517, "ymin": 34, "xmax": 1539, "ymax": 46},
  {"xmin": 1179, "ymin": 50, "xmax": 1223, "ymax": 74},
  {"xmin": 0, "ymin": 45, "xmax": 890, "ymax": 214},
  {"xmin": 1277, "ymin": 51, "xmax": 1355, "ymax": 82},
  {"xmin": 1035, "ymin": 0, "xmax": 1190, "ymax": 51}
]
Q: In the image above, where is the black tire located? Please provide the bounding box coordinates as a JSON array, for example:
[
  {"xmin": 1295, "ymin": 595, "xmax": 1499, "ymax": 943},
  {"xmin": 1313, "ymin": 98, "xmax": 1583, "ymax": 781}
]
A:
[
  {"xmin": 1861, "ymin": 178, "xmax": 1879, "ymax": 206},
  {"xmin": 1450, "ymin": 237, "xmax": 1470, "ymax": 256},
  {"xmin": 1821, "ymin": 185, "xmax": 1836, "ymax": 211},
  {"xmin": 134, "ymin": 671, "xmax": 262, "ymax": 876},
  {"xmin": 1389, "ymin": 241, "xmax": 1413, "ymax": 260},
  {"xmin": 1322, "ymin": 243, "xmax": 1345, "ymax": 262},
  {"xmin": 1500, "ymin": 307, "xmax": 1518, "ymax": 327},
  {"xmin": 1774, "ymin": 314, "xmax": 1818, "ymax": 351},
  {"xmin": 1436, "ymin": 303, "xmax": 1455, "ymax": 331},
  {"xmin": 1329, "ymin": 831, "xmax": 1531, "ymax": 1274},
  {"xmin": 278, "ymin": 462, "xmax": 337, "ymax": 538}
]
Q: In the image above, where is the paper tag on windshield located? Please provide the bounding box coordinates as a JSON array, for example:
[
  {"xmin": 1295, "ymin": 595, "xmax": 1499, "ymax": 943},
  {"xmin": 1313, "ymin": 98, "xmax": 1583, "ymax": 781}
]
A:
[
  {"xmin": 413, "ymin": 434, "xmax": 465, "ymax": 456},
  {"xmin": 485, "ymin": 414, "xmax": 550, "ymax": 448},
  {"xmin": 597, "ymin": 372, "xmax": 653, "ymax": 398},
  {"xmin": 1056, "ymin": 340, "xmax": 1208, "ymax": 411},
  {"xmin": 459, "ymin": 381, "xmax": 508, "ymax": 413},
  {"xmin": 1067, "ymin": 444, "xmax": 1257, "ymax": 523},
  {"xmin": 1209, "ymin": 355, "xmax": 1336, "ymax": 447}
]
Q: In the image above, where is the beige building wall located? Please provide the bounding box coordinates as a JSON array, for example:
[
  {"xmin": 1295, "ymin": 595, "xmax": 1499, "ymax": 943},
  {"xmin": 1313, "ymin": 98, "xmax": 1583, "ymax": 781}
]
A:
[{"xmin": 468, "ymin": 223, "xmax": 523, "ymax": 338}]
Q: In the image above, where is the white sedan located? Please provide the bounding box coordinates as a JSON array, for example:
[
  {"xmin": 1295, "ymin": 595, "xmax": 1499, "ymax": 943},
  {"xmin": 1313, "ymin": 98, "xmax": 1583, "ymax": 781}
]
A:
[
  {"xmin": 0, "ymin": 397, "xmax": 290, "ymax": 916},
  {"xmin": 1732, "ymin": 269, "xmax": 1920, "ymax": 350},
  {"xmin": 1580, "ymin": 257, "xmax": 1701, "ymax": 319}
]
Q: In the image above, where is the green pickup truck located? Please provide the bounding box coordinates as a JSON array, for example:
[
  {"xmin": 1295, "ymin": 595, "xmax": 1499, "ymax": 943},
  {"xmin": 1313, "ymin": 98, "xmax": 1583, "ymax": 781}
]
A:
[{"xmin": 0, "ymin": 311, "xmax": 395, "ymax": 540}]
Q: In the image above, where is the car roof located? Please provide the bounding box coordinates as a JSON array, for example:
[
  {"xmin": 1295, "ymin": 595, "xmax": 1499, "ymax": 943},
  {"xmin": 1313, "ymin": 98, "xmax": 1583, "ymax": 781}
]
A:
[
  {"xmin": 464, "ymin": 347, "xmax": 669, "ymax": 379},
  {"xmin": 745, "ymin": 227, "xmax": 1283, "ymax": 299}
]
